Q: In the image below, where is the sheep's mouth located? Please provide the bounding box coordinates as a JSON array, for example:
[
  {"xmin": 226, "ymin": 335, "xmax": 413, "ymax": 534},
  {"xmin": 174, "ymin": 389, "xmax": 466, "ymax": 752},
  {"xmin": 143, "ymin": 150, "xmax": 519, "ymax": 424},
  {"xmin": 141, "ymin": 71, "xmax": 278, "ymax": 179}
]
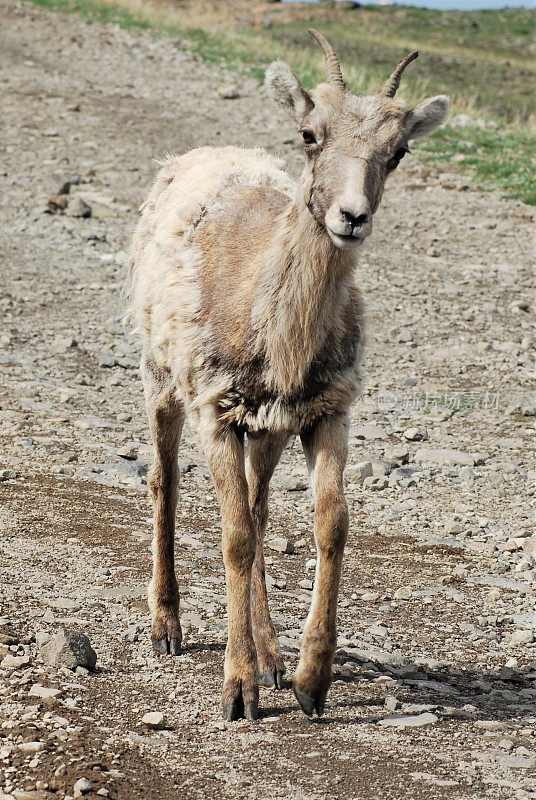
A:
[{"xmin": 327, "ymin": 228, "xmax": 365, "ymax": 248}]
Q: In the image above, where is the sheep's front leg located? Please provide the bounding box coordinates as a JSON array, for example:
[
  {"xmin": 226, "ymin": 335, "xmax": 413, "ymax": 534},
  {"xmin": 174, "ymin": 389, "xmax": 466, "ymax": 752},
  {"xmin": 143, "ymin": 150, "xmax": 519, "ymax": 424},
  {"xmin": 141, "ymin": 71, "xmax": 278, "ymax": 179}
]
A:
[
  {"xmin": 294, "ymin": 413, "xmax": 349, "ymax": 717},
  {"xmin": 247, "ymin": 432, "xmax": 289, "ymax": 690},
  {"xmin": 201, "ymin": 419, "xmax": 258, "ymax": 721},
  {"xmin": 143, "ymin": 356, "xmax": 185, "ymax": 656}
]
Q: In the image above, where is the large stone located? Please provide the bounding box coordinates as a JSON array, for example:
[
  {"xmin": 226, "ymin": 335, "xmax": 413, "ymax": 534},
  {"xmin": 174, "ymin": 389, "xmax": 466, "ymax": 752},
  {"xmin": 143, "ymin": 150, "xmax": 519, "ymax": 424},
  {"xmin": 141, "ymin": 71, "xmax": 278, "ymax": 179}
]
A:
[{"xmin": 41, "ymin": 628, "xmax": 97, "ymax": 670}]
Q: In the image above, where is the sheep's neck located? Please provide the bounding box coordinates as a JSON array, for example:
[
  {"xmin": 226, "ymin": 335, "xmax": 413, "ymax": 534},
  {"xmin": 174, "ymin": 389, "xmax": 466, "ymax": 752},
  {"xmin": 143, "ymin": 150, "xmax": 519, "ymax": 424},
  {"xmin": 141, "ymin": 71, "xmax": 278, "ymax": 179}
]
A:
[{"xmin": 252, "ymin": 193, "xmax": 354, "ymax": 396}]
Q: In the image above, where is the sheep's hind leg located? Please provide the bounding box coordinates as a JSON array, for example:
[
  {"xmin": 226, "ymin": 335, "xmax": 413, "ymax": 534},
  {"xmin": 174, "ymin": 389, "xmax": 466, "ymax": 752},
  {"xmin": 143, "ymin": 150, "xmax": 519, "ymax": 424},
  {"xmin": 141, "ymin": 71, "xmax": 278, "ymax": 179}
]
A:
[
  {"xmin": 246, "ymin": 431, "xmax": 289, "ymax": 690},
  {"xmin": 294, "ymin": 413, "xmax": 349, "ymax": 716},
  {"xmin": 142, "ymin": 355, "xmax": 185, "ymax": 656}
]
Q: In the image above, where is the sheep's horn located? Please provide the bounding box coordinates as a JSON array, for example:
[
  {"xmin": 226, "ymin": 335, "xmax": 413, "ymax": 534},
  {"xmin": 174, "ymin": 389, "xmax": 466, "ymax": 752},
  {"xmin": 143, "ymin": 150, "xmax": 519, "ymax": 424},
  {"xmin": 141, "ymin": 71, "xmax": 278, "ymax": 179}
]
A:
[
  {"xmin": 382, "ymin": 50, "xmax": 419, "ymax": 97},
  {"xmin": 308, "ymin": 29, "xmax": 346, "ymax": 91}
]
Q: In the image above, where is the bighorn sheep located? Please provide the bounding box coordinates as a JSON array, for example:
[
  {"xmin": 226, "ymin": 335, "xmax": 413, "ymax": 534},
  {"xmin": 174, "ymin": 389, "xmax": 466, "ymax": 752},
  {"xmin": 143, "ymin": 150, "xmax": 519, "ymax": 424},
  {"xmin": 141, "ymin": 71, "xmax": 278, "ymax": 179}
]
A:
[{"xmin": 128, "ymin": 30, "xmax": 448, "ymax": 721}]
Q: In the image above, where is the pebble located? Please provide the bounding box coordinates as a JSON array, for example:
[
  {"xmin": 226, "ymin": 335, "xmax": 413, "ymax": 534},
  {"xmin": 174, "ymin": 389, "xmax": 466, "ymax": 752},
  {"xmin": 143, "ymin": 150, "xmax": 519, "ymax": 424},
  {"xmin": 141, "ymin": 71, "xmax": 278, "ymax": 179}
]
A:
[
  {"xmin": 346, "ymin": 460, "xmax": 373, "ymax": 482},
  {"xmin": 18, "ymin": 741, "xmax": 45, "ymax": 753},
  {"xmin": 28, "ymin": 684, "xmax": 62, "ymax": 699},
  {"xmin": 393, "ymin": 586, "xmax": 413, "ymax": 600},
  {"xmin": 384, "ymin": 695, "xmax": 400, "ymax": 711},
  {"xmin": 379, "ymin": 712, "xmax": 439, "ymax": 728},
  {"xmin": 73, "ymin": 778, "xmax": 91, "ymax": 797},
  {"xmin": 352, "ymin": 423, "xmax": 387, "ymax": 441},
  {"xmin": 217, "ymin": 83, "xmax": 239, "ymax": 99},
  {"xmin": 67, "ymin": 196, "xmax": 92, "ymax": 218},
  {"xmin": 0, "ymin": 653, "xmax": 30, "ymax": 670},
  {"xmin": 266, "ymin": 537, "xmax": 294, "ymax": 554},
  {"xmin": 415, "ymin": 447, "xmax": 475, "ymax": 466},
  {"xmin": 142, "ymin": 711, "xmax": 165, "ymax": 729},
  {"xmin": 403, "ymin": 427, "xmax": 428, "ymax": 442},
  {"xmin": 47, "ymin": 193, "xmax": 68, "ymax": 211},
  {"xmin": 509, "ymin": 630, "xmax": 534, "ymax": 645}
]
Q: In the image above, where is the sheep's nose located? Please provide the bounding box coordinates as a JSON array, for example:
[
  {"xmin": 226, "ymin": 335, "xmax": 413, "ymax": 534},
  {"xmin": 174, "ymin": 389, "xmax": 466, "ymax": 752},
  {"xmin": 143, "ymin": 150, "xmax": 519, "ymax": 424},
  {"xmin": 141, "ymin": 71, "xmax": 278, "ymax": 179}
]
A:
[{"xmin": 341, "ymin": 208, "xmax": 370, "ymax": 232}]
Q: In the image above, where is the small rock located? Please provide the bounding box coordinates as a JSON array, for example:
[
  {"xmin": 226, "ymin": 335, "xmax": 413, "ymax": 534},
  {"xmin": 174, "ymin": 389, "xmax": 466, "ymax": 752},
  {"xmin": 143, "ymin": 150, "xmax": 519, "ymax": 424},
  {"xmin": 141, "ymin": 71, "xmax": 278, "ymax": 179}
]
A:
[
  {"xmin": 298, "ymin": 579, "xmax": 314, "ymax": 590},
  {"xmin": 474, "ymin": 720, "xmax": 505, "ymax": 731},
  {"xmin": 142, "ymin": 711, "xmax": 165, "ymax": 729},
  {"xmin": 352, "ymin": 423, "xmax": 387, "ymax": 441},
  {"xmin": 18, "ymin": 741, "xmax": 45, "ymax": 753},
  {"xmin": 67, "ymin": 197, "xmax": 92, "ymax": 218},
  {"xmin": 98, "ymin": 351, "xmax": 116, "ymax": 368},
  {"xmin": 41, "ymin": 628, "xmax": 97, "ymax": 670},
  {"xmin": 394, "ymin": 586, "xmax": 413, "ymax": 600},
  {"xmin": 29, "ymin": 684, "xmax": 62, "ymax": 699},
  {"xmin": 403, "ymin": 427, "xmax": 428, "ymax": 442},
  {"xmin": 415, "ymin": 447, "xmax": 475, "ymax": 466},
  {"xmin": 0, "ymin": 469, "xmax": 18, "ymax": 481},
  {"xmin": 522, "ymin": 537, "xmax": 536, "ymax": 559},
  {"xmin": 52, "ymin": 336, "xmax": 77, "ymax": 353},
  {"xmin": 267, "ymin": 537, "xmax": 294, "ymax": 554},
  {"xmin": 510, "ymin": 630, "xmax": 534, "ymax": 646},
  {"xmin": 279, "ymin": 474, "xmax": 307, "ymax": 491},
  {"xmin": 379, "ymin": 712, "xmax": 438, "ymax": 728},
  {"xmin": 389, "ymin": 446, "xmax": 409, "ymax": 464},
  {"xmin": 117, "ymin": 446, "xmax": 138, "ymax": 460},
  {"xmin": 346, "ymin": 460, "xmax": 373, "ymax": 482},
  {"xmin": 385, "ymin": 695, "xmax": 400, "ymax": 712},
  {"xmin": 0, "ymin": 653, "xmax": 30, "ymax": 670},
  {"xmin": 73, "ymin": 778, "xmax": 92, "ymax": 797},
  {"xmin": 498, "ymin": 738, "xmax": 514, "ymax": 751},
  {"xmin": 218, "ymin": 84, "xmax": 239, "ymax": 99},
  {"xmin": 47, "ymin": 194, "xmax": 68, "ymax": 211},
  {"xmin": 367, "ymin": 624, "xmax": 388, "ymax": 638}
]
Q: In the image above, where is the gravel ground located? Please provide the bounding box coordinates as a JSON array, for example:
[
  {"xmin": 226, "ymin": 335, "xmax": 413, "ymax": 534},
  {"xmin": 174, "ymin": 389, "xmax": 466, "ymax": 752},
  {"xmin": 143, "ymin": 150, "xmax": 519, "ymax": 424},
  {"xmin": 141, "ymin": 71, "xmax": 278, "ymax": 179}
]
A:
[{"xmin": 1, "ymin": 2, "xmax": 535, "ymax": 799}]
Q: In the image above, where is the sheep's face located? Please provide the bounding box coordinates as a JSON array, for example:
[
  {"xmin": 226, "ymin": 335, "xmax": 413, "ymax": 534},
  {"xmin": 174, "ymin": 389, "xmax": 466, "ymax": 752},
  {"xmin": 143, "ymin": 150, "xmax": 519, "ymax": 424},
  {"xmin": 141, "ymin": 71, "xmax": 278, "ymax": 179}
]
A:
[{"xmin": 266, "ymin": 38, "xmax": 448, "ymax": 250}]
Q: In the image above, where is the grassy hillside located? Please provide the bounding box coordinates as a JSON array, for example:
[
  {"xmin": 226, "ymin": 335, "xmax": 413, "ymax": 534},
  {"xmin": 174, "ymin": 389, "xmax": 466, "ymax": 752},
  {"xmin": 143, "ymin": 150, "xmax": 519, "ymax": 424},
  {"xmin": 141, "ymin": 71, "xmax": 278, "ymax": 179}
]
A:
[{"xmin": 29, "ymin": 0, "xmax": 536, "ymax": 204}]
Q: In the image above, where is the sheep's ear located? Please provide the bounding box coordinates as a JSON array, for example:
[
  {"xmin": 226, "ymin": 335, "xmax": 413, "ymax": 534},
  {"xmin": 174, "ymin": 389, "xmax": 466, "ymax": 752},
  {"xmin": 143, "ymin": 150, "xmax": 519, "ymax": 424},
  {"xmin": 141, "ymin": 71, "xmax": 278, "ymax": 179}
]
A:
[
  {"xmin": 265, "ymin": 61, "xmax": 314, "ymax": 123},
  {"xmin": 404, "ymin": 95, "xmax": 449, "ymax": 140}
]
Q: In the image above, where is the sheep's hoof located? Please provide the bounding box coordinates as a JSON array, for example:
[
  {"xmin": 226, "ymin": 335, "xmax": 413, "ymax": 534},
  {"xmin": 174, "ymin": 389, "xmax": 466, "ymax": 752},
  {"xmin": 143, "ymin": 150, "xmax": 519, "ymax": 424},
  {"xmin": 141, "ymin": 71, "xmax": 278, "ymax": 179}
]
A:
[
  {"xmin": 258, "ymin": 668, "xmax": 285, "ymax": 690},
  {"xmin": 222, "ymin": 676, "xmax": 258, "ymax": 721},
  {"xmin": 293, "ymin": 683, "xmax": 326, "ymax": 718},
  {"xmin": 222, "ymin": 697, "xmax": 258, "ymax": 722},
  {"xmin": 152, "ymin": 636, "xmax": 181, "ymax": 656}
]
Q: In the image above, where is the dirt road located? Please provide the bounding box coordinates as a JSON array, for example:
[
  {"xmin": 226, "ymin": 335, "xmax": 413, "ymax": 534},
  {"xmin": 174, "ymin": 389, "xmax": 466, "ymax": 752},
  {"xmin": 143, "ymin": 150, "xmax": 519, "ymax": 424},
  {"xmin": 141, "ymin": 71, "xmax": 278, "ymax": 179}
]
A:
[{"xmin": 1, "ymin": 2, "xmax": 535, "ymax": 799}]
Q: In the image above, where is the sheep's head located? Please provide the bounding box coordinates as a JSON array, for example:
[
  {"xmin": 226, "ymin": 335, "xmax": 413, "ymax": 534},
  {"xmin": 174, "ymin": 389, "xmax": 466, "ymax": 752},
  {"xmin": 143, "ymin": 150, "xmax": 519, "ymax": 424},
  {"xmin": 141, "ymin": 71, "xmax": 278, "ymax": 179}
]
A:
[{"xmin": 266, "ymin": 30, "xmax": 449, "ymax": 249}]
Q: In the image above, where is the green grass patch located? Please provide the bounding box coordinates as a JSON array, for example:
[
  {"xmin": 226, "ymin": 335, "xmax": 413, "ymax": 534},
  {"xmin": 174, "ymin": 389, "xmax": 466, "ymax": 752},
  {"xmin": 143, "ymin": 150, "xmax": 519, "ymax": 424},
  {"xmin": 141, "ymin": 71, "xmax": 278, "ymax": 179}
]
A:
[
  {"xmin": 417, "ymin": 124, "xmax": 536, "ymax": 205},
  {"xmin": 26, "ymin": 0, "xmax": 536, "ymax": 204}
]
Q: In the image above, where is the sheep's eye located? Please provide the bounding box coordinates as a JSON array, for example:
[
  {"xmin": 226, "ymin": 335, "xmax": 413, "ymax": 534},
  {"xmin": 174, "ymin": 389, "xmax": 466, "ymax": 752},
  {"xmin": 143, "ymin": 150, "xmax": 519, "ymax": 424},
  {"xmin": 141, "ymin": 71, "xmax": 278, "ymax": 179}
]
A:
[{"xmin": 301, "ymin": 130, "xmax": 316, "ymax": 145}]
